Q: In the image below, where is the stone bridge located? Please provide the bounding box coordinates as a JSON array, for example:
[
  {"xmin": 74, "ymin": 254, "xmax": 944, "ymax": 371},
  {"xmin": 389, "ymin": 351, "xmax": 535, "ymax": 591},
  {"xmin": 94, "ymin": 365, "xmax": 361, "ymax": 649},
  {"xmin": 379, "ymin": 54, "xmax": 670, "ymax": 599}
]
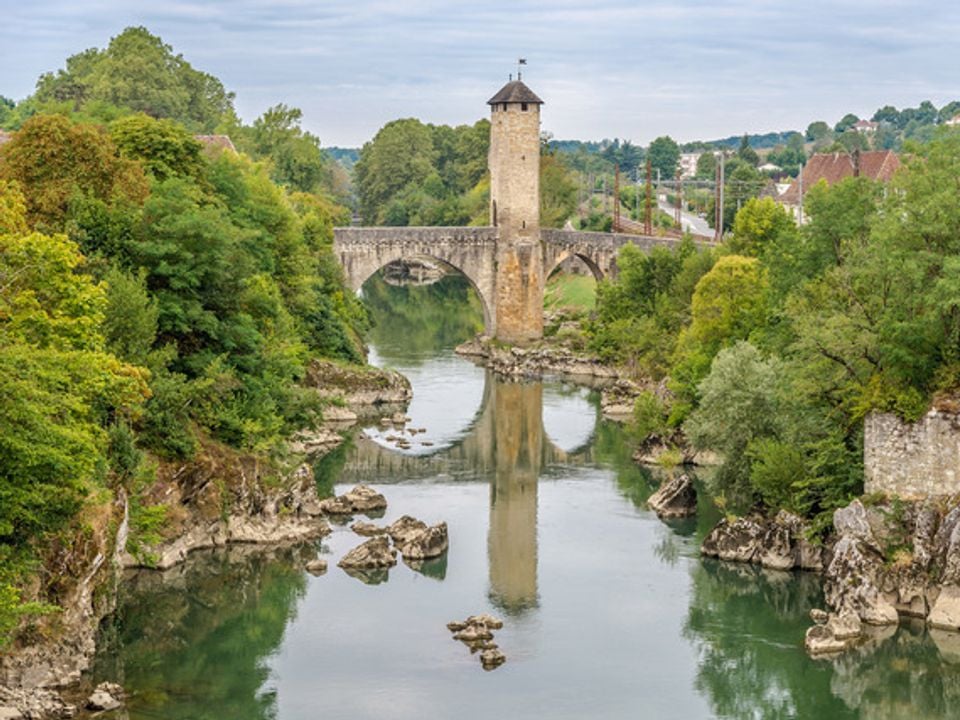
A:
[
  {"xmin": 334, "ymin": 77, "xmax": 711, "ymax": 343},
  {"xmin": 333, "ymin": 225, "xmax": 695, "ymax": 337}
]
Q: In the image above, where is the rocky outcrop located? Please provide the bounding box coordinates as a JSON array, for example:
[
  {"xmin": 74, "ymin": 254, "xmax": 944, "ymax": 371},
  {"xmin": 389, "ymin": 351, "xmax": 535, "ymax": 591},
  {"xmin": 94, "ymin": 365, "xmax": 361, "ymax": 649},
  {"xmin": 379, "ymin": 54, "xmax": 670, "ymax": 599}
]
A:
[
  {"xmin": 304, "ymin": 358, "xmax": 412, "ymax": 409},
  {"xmin": 456, "ymin": 336, "xmax": 618, "ymax": 381},
  {"xmin": 648, "ymin": 474, "xmax": 697, "ymax": 518},
  {"xmin": 350, "ymin": 521, "xmax": 386, "ymax": 537},
  {"xmin": 701, "ymin": 511, "xmax": 825, "ymax": 572},
  {"xmin": 0, "ymin": 493, "xmax": 129, "ymax": 692},
  {"xmin": 387, "ymin": 515, "xmax": 429, "ymax": 545},
  {"xmin": 0, "ymin": 686, "xmax": 76, "ymax": 719},
  {"xmin": 288, "ymin": 426, "xmax": 345, "ymax": 456},
  {"xmin": 398, "ymin": 522, "xmax": 449, "ymax": 561},
  {"xmin": 338, "ymin": 536, "xmax": 397, "ymax": 570},
  {"xmin": 447, "ymin": 614, "xmax": 506, "ymax": 670},
  {"xmin": 319, "ymin": 485, "xmax": 387, "ymax": 516},
  {"xmin": 86, "ymin": 682, "xmax": 124, "ymax": 712},
  {"xmin": 122, "ymin": 455, "xmax": 332, "ymax": 571}
]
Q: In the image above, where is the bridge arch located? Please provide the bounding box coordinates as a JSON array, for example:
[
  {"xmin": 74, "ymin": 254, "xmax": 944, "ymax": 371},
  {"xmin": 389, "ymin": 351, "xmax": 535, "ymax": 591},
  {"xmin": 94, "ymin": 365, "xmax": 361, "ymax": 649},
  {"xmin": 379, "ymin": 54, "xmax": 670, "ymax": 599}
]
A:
[
  {"xmin": 334, "ymin": 227, "xmax": 500, "ymax": 336},
  {"xmin": 544, "ymin": 250, "xmax": 605, "ymax": 282}
]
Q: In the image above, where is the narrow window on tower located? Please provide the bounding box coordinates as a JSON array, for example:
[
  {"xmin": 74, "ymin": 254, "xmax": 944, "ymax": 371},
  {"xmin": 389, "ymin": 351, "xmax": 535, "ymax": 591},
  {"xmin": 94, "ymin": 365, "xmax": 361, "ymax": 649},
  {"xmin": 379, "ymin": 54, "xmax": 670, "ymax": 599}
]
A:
[
  {"xmin": 521, "ymin": 103, "xmax": 528, "ymax": 111},
  {"xmin": 502, "ymin": 103, "xmax": 508, "ymax": 112}
]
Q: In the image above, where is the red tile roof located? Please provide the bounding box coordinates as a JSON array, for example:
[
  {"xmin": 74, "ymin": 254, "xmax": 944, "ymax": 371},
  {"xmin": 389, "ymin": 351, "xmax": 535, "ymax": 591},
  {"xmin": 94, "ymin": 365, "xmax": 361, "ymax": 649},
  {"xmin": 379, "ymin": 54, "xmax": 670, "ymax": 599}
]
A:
[{"xmin": 779, "ymin": 150, "xmax": 900, "ymax": 204}]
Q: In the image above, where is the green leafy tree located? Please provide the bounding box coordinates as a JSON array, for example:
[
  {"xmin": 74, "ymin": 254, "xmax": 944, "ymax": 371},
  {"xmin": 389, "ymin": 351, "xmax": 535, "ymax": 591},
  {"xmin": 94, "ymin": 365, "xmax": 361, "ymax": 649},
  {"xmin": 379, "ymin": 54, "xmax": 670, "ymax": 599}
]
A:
[
  {"xmin": 805, "ymin": 121, "xmax": 831, "ymax": 142},
  {"xmin": 834, "ymin": 113, "xmax": 860, "ymax": 134},
  {"xmin": 686, "ymin": 341, "xmax": 783, "ymax": 499},
  {"xmin": 671, "ymin": 255, "xmax": 769, "ymax": 420},
  {"xmin": 0, "ymin": 113, "xmax": 148, "ymax": 232},
  {"xmin": 729, "ymin": 197, "xmax": 796, "ymax": 258},
  {"xmin": 34, "ymin": 27, "xmax": 234, "ymax": 131},
  {"xmin": 110, "ymin": 113, "xmax": 204, "ymax": 181},
  {"xmin": 647, "ymin": 136, "xmax": 680, "ymax": 180},
  {"xmin": 354, "ymin": 118, "xmax": 436, "ymax": 224},
  {"xmin": 737, "ymin": 134, "xmax": 760, "ymax": 167}
]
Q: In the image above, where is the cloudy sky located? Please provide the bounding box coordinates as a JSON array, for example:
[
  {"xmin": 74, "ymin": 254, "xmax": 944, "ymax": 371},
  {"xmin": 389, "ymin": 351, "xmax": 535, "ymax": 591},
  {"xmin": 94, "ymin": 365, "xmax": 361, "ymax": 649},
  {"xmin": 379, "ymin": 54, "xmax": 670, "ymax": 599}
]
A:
[{"xmin": 1, "ymin": 0, "xmax": 958, "ymax": 147}]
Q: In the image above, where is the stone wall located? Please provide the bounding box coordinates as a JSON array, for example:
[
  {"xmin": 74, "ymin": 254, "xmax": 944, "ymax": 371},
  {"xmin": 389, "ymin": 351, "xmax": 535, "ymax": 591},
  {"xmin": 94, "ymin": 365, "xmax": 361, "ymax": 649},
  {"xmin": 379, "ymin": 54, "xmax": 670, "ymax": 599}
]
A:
[{"xmin": 864, "ymin": 410, "xmax": 960, "ymax": 497}]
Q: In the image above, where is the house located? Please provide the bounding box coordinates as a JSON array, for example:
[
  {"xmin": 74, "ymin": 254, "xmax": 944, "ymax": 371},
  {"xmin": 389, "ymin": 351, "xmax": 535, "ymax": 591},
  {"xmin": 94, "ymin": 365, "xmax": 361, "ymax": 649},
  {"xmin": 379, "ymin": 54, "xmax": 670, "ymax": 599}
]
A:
[
  {"xmin": 946, "ymin": 113, "xmax": 960, "ymax": 127},
  {"xmin": 853, "ymin": 119, "xmax": 879, "ymax": 134},
  {"xmin": 777, "ymin": 150, "xmax": 900, "ymax": 223},
  {"xmin": 678, "ymin": 152, "xmax": 700, "ymax": 179}
]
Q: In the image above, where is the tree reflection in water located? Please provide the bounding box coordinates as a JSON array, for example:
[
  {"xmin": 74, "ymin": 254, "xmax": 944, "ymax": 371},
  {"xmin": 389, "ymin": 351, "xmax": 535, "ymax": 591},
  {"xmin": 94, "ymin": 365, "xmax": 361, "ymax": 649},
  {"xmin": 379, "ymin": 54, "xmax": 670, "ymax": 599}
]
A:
[{"xmin": 94, "ymin": 545, "xmax": 310, "ymax": 720}]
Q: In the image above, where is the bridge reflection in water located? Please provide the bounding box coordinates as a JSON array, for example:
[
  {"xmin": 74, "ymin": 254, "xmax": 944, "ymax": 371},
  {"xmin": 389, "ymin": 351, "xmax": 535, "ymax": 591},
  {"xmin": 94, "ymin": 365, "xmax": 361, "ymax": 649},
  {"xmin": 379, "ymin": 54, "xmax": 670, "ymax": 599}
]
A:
[{"xmin": 339, "ymin": 370, "xmax": 600, "ymax": 614}]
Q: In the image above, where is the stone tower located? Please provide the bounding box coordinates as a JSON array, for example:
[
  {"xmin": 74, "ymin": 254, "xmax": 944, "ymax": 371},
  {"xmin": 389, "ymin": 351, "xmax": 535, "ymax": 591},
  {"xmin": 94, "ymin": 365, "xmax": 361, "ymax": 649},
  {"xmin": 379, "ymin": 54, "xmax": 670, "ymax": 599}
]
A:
[{"xmin": 488, "ymin": 79, "xmax": 544, "ymax": 344}]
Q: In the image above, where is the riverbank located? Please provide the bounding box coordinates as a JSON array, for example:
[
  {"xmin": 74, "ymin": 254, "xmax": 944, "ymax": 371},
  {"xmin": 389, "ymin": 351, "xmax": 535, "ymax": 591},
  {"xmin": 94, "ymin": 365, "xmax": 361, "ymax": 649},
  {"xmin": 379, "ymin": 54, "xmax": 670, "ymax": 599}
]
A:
[
  {"xmin": 460, "ymin": 325, "xmax": 960, "ymax": 662},
  {"xmin": 0, "ymin": 360, "xmax": 411, "ymax": 716}
]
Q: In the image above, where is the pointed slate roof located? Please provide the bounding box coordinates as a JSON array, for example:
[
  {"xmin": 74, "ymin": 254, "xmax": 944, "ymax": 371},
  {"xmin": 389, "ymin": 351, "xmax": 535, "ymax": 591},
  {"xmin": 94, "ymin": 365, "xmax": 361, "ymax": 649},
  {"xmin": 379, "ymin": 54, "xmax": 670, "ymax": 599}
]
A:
[{"xmin": 487, "ymin": 80, "xmax": 544, "ymax": 106}]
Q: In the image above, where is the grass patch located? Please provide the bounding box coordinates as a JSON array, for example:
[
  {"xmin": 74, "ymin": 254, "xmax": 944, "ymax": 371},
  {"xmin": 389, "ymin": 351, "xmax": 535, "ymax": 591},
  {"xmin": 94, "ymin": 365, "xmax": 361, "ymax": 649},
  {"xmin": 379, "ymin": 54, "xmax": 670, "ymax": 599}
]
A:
[{"xmin": 545, "ymin": 272, "xmax": 596, "ymax": 311}]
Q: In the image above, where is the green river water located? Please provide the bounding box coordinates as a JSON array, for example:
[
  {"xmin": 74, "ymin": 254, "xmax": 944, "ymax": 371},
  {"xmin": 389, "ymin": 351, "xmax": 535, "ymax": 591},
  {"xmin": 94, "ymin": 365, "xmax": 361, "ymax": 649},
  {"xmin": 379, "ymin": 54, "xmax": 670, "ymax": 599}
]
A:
[{"xmin": 91, "ymin": 274, "xmax": 960, "ymax": 719}]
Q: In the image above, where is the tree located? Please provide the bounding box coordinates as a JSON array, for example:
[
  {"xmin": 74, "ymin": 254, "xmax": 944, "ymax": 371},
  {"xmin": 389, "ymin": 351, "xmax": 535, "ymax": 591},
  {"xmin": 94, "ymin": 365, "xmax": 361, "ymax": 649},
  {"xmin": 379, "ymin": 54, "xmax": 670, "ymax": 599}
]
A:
[
  {"xmin": 686, "ymin": 341, "xmax": 783, "ymax": 498},
  {"xmin": 730, "ymin": 197, "xmax": 796, "ymax": 258},
  {"xmin": 737, "ymin": 134, "xmax": 760, "ymax": 167},
  {"xmin": 110, "ymin": 113, "xmax": 204, "ymax": 181},
  {"xmin": 806, "ymin": 121, "xmax": 831, "ymax": 142},
  {"xmin": 34, "ymin": 27, "xmax": 235, "ymax": 131},
  {"xmin": 696, "ymin": 151, "xmax": 717, "ymax": 180},
  {"xmin": 240, "ymin": 104, "xmax": 332, "ymax": 193},
  {"xmin": 938, "ymin": 101, "xmax": 960, "ymax": 124},
  {"xmin": 540, "ymin": 150, "xmax": 577, "ymax": 228},
  {"xmin": 354, "ymin": 118, "xmax": 437, "ymax": 224},
  {"xmin": 0, "ymin": 114, "xmax": 148, "ymax": 232},
  {"xmin": 647, "ymin": 136, "xmax": 680, "ymax": 180},
  {"xmin": 872, "ymin": 105, "xmax": 900, "ymax": 126},
  {"xmin": 834, "ymin": 113, "xmax": 860, "ymax": 134}
]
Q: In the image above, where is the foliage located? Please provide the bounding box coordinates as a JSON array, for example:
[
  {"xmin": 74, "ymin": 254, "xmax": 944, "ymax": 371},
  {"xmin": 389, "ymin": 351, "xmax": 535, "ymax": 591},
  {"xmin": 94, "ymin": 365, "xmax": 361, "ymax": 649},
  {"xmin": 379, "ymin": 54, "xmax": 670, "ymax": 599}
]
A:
[
  {"xmin": 0, "ymin": 113, "xmax": 149, "ymax": 232},
  {"xmin": 33, "ymin": 27, "xmax": 234, "ymax": 132},
  {"xmin": 110, "ymin": 113, "xmax": 205, "ymax": 181},
  {"xmin": 647, "ymin": 136, "xmax": 680, "ymax": 180}
]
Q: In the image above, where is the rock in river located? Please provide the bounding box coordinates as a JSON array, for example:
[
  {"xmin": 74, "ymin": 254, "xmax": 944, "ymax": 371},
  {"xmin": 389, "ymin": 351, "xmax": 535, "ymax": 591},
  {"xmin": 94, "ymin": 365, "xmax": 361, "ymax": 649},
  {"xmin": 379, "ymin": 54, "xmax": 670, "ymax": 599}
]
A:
[
  {"xmin": 305, "ymin": 558, "xmax": 328, "ymax": 575},
  {"xmin": 387, "ymin": 515, "xmax": 428, "ymax": 545},
  {"xmin": 647, "ymin": 474, "xmax": 697, "ymax": 519},
  {"xmin": 399, "ymin": 522, "xmax": 449, "ymax": 561},
  {"xmin": 338, "ymin": 536, "xmax": 397, "ymax": 570},
  {"xmin": 319, "ymin": 485, "xmax": 388, "ymax": 515},
  {"xmin": 351, "ymin": 520, "xmax": 386, "ymax": 537}
]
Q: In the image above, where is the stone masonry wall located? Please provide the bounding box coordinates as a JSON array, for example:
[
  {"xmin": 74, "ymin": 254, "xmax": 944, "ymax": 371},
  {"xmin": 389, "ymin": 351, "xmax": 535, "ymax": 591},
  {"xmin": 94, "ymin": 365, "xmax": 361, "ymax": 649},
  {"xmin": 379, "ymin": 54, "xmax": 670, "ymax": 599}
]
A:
[{"xmin": 864, "ymin": 410, "xmax": 960, "ymax": 497}]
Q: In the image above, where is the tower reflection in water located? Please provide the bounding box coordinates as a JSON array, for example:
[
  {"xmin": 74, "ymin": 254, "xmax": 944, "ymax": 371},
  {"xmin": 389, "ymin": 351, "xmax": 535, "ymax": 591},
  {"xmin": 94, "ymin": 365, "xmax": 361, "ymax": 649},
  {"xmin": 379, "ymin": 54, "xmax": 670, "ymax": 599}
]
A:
[{"xmin": 487, "ymin": 380, "xmax": 541, "ymax": 613}]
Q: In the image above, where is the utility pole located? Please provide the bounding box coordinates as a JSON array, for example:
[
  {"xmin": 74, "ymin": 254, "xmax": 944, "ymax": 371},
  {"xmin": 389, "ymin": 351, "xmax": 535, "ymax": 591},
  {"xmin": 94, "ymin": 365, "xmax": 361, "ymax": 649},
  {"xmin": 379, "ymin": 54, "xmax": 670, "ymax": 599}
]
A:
[
  {"xmin": 613, "ymin": 165, "xmax": 621, "ymax": 232},
  {"xmin": 675, "ymin": 168, "xmax": 682, "ymax": 230},
  {"xmin": 636, "ymin": 166, "xmax": 641, "ymax": 221},
  {"xmin": 714, "ymin": 152, "xmax": 725, "ymax": 242},
  {"xmin": 644, "ymin": 159, "xmax": 653, "ymax": 235}
]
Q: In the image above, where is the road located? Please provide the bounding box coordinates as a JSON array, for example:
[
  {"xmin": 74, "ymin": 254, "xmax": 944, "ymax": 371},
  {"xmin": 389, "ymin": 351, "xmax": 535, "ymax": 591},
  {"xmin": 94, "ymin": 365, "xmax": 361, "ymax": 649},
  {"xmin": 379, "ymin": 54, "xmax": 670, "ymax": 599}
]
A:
[{"xmin": 657, "ymin": 198, "xmax": 713, "ymax": 237}]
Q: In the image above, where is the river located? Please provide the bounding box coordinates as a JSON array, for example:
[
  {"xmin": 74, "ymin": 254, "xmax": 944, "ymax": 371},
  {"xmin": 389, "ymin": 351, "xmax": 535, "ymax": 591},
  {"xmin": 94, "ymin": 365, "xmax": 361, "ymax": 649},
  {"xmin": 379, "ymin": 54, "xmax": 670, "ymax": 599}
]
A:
[{"xmin": 92, "ymin": 274, "xmax": 960, "ymax": 719}]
